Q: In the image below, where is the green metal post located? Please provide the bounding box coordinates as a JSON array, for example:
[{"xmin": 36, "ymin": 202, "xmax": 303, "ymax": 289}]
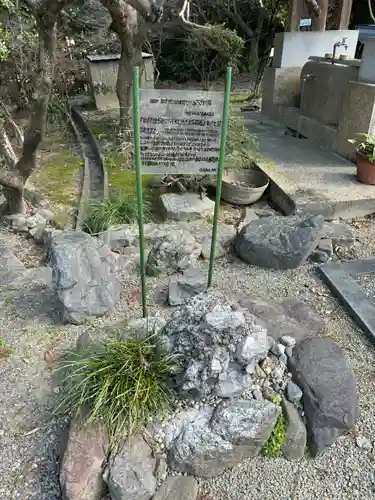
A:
[
  {"xmin": 132, "ymin": 66, "xmax": 147, "ymax": 317},
  {"xmin": 207, "ymin": 66, "xmax": 232, "ymax": 288}
]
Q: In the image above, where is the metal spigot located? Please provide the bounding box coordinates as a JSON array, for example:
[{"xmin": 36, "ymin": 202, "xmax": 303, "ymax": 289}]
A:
[{"xmin": 332, "ymin": 37, "xmax": 348, "ymax": 64}]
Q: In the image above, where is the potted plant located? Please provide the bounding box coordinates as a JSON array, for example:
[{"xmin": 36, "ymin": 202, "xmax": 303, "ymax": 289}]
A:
[{"xmin": 348, "ymin": 133, "xmax": 375, "ymax": 185}]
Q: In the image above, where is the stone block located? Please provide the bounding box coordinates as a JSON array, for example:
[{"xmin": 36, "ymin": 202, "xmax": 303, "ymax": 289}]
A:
[
  {"xmin": 160, "ymin": 193, "xmax": 215, "ymax": 222},
  {"xmin": 262, "ymin": 67, "xmax": 301, "ymax": 115}
]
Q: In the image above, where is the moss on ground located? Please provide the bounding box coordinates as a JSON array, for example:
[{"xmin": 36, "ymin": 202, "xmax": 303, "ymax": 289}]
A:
[{"xmin": 263, "ymin": 394, "xmax": 287, "ymax": 458}]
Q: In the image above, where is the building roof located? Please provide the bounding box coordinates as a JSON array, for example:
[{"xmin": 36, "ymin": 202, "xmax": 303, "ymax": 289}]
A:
[{"xmin": 87, "ymin": 53, "xmax": 152, "ymax": 62}]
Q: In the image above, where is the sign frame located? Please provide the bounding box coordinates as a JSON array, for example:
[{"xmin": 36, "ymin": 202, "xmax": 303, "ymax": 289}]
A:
[{"xmin": 132, "ymin": 66, "xmax": 232, "ymax": 317}]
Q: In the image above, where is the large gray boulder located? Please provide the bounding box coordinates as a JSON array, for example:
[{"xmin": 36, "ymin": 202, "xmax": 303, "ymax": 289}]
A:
[
  {"xmin": 235, "ymin": 295, "xmax": 325, "ymax": 343},
  {"xmin": 50, "ymin": 232, "xmax": 121, "ymax": 324},
  {"xmin": 165, "ymin": 400, "xmax": 280, "ymax": 477},
  {"xmin": 104, "ymin": 435, "xmax": 156, "ymax": 500},
  {"xmin": 146, "ymin": 231, "xmax": 202, "ymax": 276},
  {"xmin": 60, "ymin": 416, "xmax": 108, "ymax": 500},
  {"xmin": 288, "ymin": 337, "xmax": 358, "ymax": 456},
  {"xmin": 235, "ymin": 215, "xmax": 324, "ymax": 269},
  {"xmin": 160, "ymin": 291, "xmax": 268, "ymax": 399}
]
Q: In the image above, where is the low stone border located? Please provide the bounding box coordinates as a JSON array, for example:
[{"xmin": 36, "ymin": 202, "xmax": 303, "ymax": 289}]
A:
[
  {"xmin": 67, "ymin": 106, "xmax": 108, "ymax": 230},
  {"xmin": 317, "ymin": 259, "xmax": 375, "ymax": 345}
]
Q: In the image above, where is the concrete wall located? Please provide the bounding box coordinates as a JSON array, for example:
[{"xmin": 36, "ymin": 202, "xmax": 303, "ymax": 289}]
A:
[
  {"xmin": 334, "ymin": 81, "xmax": 375, "ymax": 161},
  {"xmin": 300, "ymin": 60, "xmax": 359, "ymax": 126},
  {"xmin": 88, "ymin": 56, "xmax": 154, "ymax": 110},
  {"xmin": 262, "ymin": 67, "xmax": 301, "ymax": 118},
  {"xmin": 359, "ymin": 37, "xmax": 375, "ymax": 84},
  {"xmin": 273, "ymin": 30, "xmax": 359, "ymax": 69}
]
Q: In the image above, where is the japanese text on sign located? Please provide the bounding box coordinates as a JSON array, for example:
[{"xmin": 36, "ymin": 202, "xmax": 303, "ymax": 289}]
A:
[{"xmin": 139, "ymin": 89, "xmax": 224, "ymax": 175}]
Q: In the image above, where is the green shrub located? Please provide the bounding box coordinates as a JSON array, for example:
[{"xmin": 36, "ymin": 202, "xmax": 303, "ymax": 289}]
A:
[
  {"xmin": 225, "ymin": 106, "xmax": 258, "ymax": 170},
  {"xmin": 263, "ymin": 395, "xmax": 287, "ymax": 458},
  {"xmin": 83, "ymin": 191, "xmax": 152, "ymax": 234},
  {"xmin": 56, "ymin": 336, "xmax": 178, "ymax": 445}
]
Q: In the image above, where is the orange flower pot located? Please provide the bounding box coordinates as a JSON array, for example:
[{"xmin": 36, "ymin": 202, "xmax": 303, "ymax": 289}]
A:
[{"xmin": 356, "ymin": 152, "xmax": 375, "ymax": 185}]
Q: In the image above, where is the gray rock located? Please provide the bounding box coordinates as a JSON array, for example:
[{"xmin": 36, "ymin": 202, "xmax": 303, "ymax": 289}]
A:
[
  {"xmin": 105, "ymin": 435, "xmax": 156, "ymax": 500},
  {"xmin": 317, "ymin": 238, "xmax": 333, "ymax": 257},
  {"xmin": 321, "ymin": 222, "xmax": 354, "ymax": 247},
  {"xmin": 160, "ymin": 193, "xmax": 214, "ymax": 221},
  {"xmin": 235, "ymin": 215, "xmax": 324, "ymax": 269},
  {"xmin": 126, "ymin": 316, "xmax": 166, "ymax": 338},
  {"xmin": 253, "ymin": 388, "xmax": 263, "ymax": 400},
  {"xmin": 169, "ymin": 267, "xmax": 207, "ymax": 306},
  {"xmin": 146, "ymin": 232, "xmax": 202, "ymax": 277},
  {"xmin": 99, "ymin": 225, "xmax": 136, "ymax": 251},
  {"xmin": 200, "ymin": 224, "xmax": 236, "ymax": 260},
  {"xmin": 26, "ymin": 213, "xmax": 46, "ymax": 228},
  {"xmin": 310, "ymin": 250, "xmax": 329, "ymax": 263},
  {"xmin": 280, "ymin": 336, "xmax": 296, "ymax": 347},
  {"xmin": 166, "ymin": 400, "xmax": 280, "ymax": 478},
  {"xmin": 235, "ymin": 295, "xmax": 325, "ymax": 343},
  {"xmin": 279, "ymin": 353, "xmax": 288, "ymax": 366},
  {"xmin": 60, "ymin": 415, "xmax": 108, "ymax": 500},
  {"xmin": 50, "ymin": 232, "xmax": 121, "ymax": 324},
  {"xmin": 153, "ymin": 476, "xmax": 198, "ymax": 500},
  {"xmin": 271, "ymin": 343, "xmax": 286, "ymax": 357},
  {"xmin": 29, "ymin": 223, "xmax": 46, "ymax": 243},
  {"xmin": 4, "ymin": 213, "xmax": 28, "ymax": 232},
  {"xmin": 154, "ymin": 456, "xmax": 168, "ymax": 484},
  {"xmin": 288, "ymin": 337, "xmax": 358, "ymax": 456},
  {"xmin": 0, "ymin": 245, "xmax": 25, "ymax": 284},
  {"xmin": 286, "ymin": 381, "xmax": 303, "ymax": 405},
  {"xmin": 282, "ymin": 398, "xmax": 307, "ymax": 461},
  {"xmin": 160, "ymin": 291, "xmax": 267, "ymax": 399},
  {"xmin": 285, "ymin": 346, "xmax": 294, "ymax": 358}
]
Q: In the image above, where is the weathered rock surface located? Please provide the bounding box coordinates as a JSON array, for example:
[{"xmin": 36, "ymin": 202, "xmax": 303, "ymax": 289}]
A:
[
  {"xmin": 321, "ymin": 222, "xmax": 354, "ymax": 247},
  {"xmin": 236, "ymin": 295, "xmax": 325, "ymax": 343},
  {"xmin": 288, "ymin": 337, "xmax": 358, "ymax": 456},
  {"xmin": 50, "ymin": 232, "xmax": 121, "ymax": 324},
  {"xmin": 235, "ymin": 215, "xmax": 324, "ymax": 269},
  {"xmin": 168, "ymin": 267, "xmax": 207, "ymax": 306},
  {"xmin": 160, "ymin": 193, "xmax": 215, "ymax": 221},
  {"xmin": 105, "ymin": 435, "xmax": 156, "ymax": 500},
  {"xmin": 146, "ymin": 232, "xmax": 202, "ymax": 277},
  {"xmin": 160, "ymin": 291, "xmax": 268, "ymax": 399},
  {"xmin": 310, "ymin": 239, "xmax": 333, "ymax": 263},
  {"xmin": 60, "ymin": 416, "xmax": 108, "ymax": 500},
  {"xmin": 200, "ymin": 224, "xmax": 236, "ymax": 260},
  {"xmin": 282, "ymin": 398, "xmax": 307, "ymax": 461},
  {"xmin": 153, "ymin": 476, "xmax": 199, "ymax": 500},
  {"xmin": 165, "ymin": 399, "xmax": 280, "ymax": 477},
  {"xmin": 99, "ymin": 225, "xmax": 136, "ymax": 251},
  {"xmin": 286, "ymin": 380, "xmax": 303, "ymax": 405}
]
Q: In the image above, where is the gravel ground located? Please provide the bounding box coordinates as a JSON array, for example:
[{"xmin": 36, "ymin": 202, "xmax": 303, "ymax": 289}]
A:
[{"xmin": 1, "ymin": 217, "xmax": 375, "ymax": 499}]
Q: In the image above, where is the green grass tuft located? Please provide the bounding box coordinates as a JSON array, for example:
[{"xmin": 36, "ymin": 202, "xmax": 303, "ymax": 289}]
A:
[
  {"xmin": 56, "ymin": 336, "xmax": 178, "ymax": 446},
  {"xmin": 83, "ymin": 190, "xmax": 152, "ymax": 234},
  {"xmin": 263, "ymin": 395, "xmax": 287, "ymax": 458},
  {"xmin": 0, "ymin": 339, "xmax": 13, "ymax": 360}
]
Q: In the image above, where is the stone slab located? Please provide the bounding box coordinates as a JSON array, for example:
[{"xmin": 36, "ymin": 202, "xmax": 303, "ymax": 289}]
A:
[
  {"xmin": 160, "ymin": 193, "xmax": 215, "ymax": 221},
  {"xmin": 243, "ymin": 111, "xmax": 375, "ymax": 219},
  {"xmin": 317, "ymin": 259, "xmax": 375, "ymax": 345}
]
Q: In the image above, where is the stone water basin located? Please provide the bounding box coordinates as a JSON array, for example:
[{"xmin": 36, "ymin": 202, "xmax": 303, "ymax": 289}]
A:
[{"xmin": 299, "ymin": 58, "xmax": 359, "ymax": 127}]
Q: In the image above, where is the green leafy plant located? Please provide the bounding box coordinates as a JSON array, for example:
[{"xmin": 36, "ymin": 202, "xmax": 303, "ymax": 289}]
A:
[
  {"xmin": 55, "ymin": 336, "xmax": 178, "ymax": 445},
  {"xmin": 83, "ymin": 191, "xmax": 152, "ymax": 234},
  {"xmin": 263, "ymin": 394, "xmax": 287, "ymax": 458},
  {"xmin": 348, "ymin": 133, "xmax": 375, "ymax": 163}
]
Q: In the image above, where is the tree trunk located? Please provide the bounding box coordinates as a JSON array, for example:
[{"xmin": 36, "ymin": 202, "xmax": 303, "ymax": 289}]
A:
[
  {"xmin": 102, "ymin": 0, "xmax": 144, "ymax": 141},
  {"xmin": 0, "ymin": 0, "xmax": 72, "ymax": 214}
]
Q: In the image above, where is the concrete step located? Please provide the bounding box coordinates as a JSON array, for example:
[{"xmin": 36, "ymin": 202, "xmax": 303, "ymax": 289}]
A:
[{"xmin": 243, "ymin": 111, "xmax": 375, "ymax": 220}]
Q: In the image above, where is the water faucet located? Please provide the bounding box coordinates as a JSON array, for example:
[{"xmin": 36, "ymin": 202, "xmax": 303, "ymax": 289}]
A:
[{"xmin": 332, "ymin": 37, "xmax": 348, "ymax": 64}]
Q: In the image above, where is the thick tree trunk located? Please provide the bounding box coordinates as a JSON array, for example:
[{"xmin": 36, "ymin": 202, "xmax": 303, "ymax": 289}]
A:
[
  {"xmin": 102, "ymin": 0, "xmax": 143, "ymax": 141},
  {"xmin": 0, "ymin": 0, "xmax": 72, "ymax": 214}
]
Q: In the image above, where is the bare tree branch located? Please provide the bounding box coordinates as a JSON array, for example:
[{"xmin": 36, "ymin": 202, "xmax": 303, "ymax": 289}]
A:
[{"xmin": 0, "ymin": 102, "xmax": 24, "ymax": 147}]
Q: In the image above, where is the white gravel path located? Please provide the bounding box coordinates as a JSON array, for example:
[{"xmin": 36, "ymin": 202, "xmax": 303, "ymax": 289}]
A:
[{"xmin": 0, "ymin": 217, "xmax": 375, "ymax": 499}]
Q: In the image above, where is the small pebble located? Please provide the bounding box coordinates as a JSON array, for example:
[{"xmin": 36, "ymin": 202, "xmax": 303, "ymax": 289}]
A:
[
  {"xmin": 356, "ymin": 436, "xmax": 372, "ymax": 451},
  {"xmin": 286, "ymin": 380, "xmax": 303, "ymax": 405},
  {"xmin": 271, "ymin": 343, "xmax": 286, "ymax": 356}
]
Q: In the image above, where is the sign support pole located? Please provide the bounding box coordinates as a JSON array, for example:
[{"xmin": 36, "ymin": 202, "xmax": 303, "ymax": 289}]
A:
[
  {"xmin": 132, "ymin": 66, "xmax": 147, "ymax": 318},
  {"xmin": 207, "ymin": 66, "xmax": 232, "ymax": 288}
]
